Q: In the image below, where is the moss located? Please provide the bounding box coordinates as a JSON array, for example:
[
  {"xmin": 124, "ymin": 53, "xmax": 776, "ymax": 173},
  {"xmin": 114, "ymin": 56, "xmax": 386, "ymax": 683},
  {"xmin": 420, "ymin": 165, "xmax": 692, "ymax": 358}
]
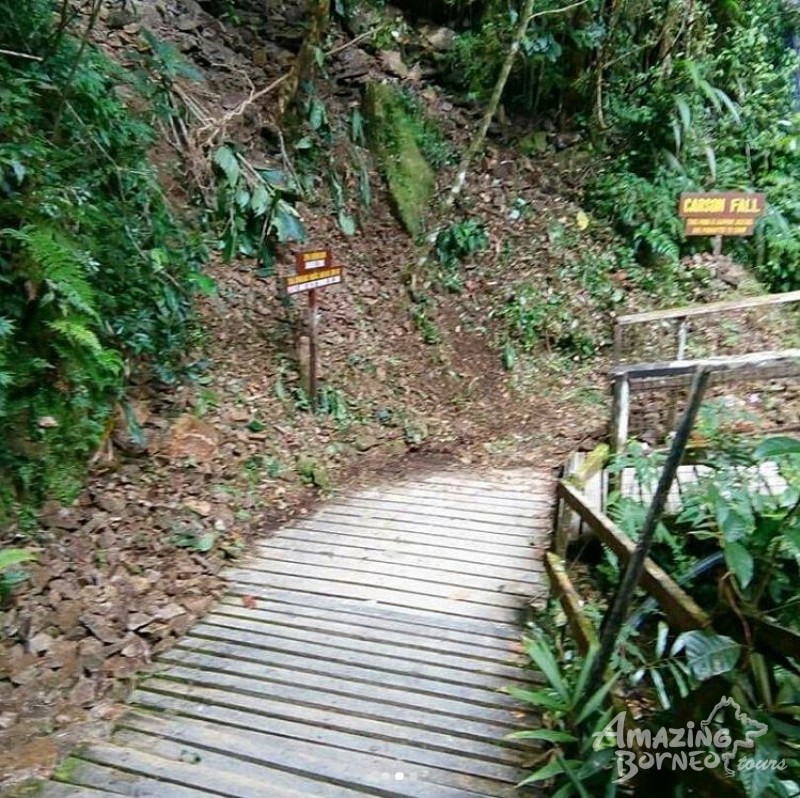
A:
[
  {"xmin": 364, "ymin": 83, "xmax": 436, "ymax": 237},
  {"xmin": 52, "ymin": 755, "xmax": 86, "ymax": 784}
]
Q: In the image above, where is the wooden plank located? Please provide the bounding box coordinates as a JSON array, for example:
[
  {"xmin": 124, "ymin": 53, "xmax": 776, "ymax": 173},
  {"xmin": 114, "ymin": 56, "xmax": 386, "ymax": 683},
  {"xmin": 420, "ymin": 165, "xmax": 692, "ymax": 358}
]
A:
[
  {"xmin": 266, "ymin": 525, "xmax": 540, "ymax": 568},
  {"xmin": 352, "ymin": 486, "xmax": 550, "ymax": 514},
  {"xmin": 153, "ymin": 656, "xmax": 525, "ymax": 730},
  {"xmin": 321, "ymin": 500, "xmax": 539, "ymax": 537},
  {"xmin": 252, "ymin": 541, "xmax": 536, "ymax": 583},
  {"xmin": 117, "ymin": 710, "xmax": 523, "ymax": 786},
  {"xmin": 615, "ymin": 290, "xmax": 800, "ymax": 326},
  {"xmin": 163, "ymin": 643, "xmax": 523, "ymax": 715},
  {"xmin": 224, "ymin": 569, "xmax": 520, "ymax": 623},
  {"xmin": 136, "ymin": 675, "xmax": 522, "ymax": 747},
  {"xmin": 111, "ymin": 728, "xmax": 384, "ymax": 798},
  {"xmin": 227, "ymin": 561, "xmax": 532, "ymax": 608},
  {"xmin": 215, "ymin": 598, "xmax": 521, "ymax": 654},
  {"xmin": 55, "ymin": 754, "xmax": 271, "ymax": 798},
  {"xmin": 611, "ymin": 349, "xmax": 800, "ymax": 381},
  {"xmin": 224, "ymin": 584, "xmax": 521, "ymax": 640},
  {"xmin": 73, "ymin": 742, "xmax": 340, "ymax": 798},
  {"xmin": 558, "ymin": 480, "xmax": 711, "ymax": 631},
  {"xmin": 39, "ymin": 785, "xmax": 117, "ymax": 798},
  {"xmin": 279, "ymin": 518, "xmax": 537, "ymax": 556},
  {"xmin": 111, "ymin": 712, "xmax": 519, "ymax": 798},
  {"xmin": 544, "ymin": 552, "xmax": 597, "ymax": 655},
  {"xmin": 130, "ymin": 687, "xmax": 530, "ymax": 767},
  {"xmin": 185, "ymin": 615, "xmax": 525, "ymax": 686}
]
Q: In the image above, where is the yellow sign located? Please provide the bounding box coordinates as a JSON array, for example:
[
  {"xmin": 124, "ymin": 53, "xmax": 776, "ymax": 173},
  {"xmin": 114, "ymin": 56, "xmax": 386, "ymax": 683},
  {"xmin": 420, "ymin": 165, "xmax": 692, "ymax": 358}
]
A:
[{"xmin": 679, "ymin": 192, "xmax": 766, "ymax": 237}]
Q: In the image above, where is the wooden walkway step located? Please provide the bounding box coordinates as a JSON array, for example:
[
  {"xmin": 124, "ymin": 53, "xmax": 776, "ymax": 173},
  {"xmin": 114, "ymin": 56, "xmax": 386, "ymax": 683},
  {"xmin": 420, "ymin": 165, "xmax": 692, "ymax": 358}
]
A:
[{"xmin": 33, "ymin": 469, "xmax": 553, "ymax": 798}]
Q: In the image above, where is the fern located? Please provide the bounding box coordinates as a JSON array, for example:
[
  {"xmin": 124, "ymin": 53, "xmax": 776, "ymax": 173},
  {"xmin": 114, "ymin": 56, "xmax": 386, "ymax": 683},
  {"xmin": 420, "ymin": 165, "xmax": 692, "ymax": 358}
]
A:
[{"xmin": 5, "ymin": 225, "xmax": 97, "ymax": 317}]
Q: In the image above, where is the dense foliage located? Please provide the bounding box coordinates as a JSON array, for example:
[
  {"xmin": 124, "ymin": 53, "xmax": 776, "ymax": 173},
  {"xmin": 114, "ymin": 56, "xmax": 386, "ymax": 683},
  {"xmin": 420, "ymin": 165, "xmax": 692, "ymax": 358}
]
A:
[
  {"xmin": 517, "ymin": 413, "xmax": 800, "ymax": 797},
  {"xmin": 445, "ymin": 0, "xmax": 800, "ymax": 289},
  {"xmin": 0, "ymin": 1, "xmax": 206, "ymax": 514}
]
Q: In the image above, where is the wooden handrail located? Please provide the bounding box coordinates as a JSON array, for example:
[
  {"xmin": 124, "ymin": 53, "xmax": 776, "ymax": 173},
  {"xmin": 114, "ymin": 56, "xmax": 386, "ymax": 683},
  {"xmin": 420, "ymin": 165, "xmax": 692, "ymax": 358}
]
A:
[
  {"xmin": 611, "ymin": 349, "xmax": 800, "ymax": 380},
  {"xmin": 615, "ymin": 290, "xmax": 800, "ymax": 327},
  {"xmin": 557, "ymin": 480, "xmax": 711, "ymax": 632}
]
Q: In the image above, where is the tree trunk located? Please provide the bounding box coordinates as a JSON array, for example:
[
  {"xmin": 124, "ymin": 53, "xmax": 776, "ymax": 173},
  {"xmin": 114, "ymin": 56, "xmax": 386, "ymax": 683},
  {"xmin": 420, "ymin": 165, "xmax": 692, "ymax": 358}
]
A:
[
  {"xmin": 445, "ymin": 0, "xmax": 537, "ymax": 208},
  {"xmin": 277, "ymin": 0, "xmax": 331, "ymax": 122}
]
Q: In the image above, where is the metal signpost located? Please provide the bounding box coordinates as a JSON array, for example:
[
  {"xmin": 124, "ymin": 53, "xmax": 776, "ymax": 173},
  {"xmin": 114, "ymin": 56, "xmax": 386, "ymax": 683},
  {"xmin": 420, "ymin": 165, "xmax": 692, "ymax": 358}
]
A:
[{"xmin": 285, "ymin": 249, "xmax": 343, "ymax": 408}]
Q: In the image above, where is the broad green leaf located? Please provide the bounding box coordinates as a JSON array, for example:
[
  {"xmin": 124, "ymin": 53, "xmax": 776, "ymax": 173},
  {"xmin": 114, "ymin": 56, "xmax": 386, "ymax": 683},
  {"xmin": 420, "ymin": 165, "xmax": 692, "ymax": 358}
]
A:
[
  {"xmin": 0, "ymin": 548, "xmax": 36, "ymax": 571},
  {"xmin": 674, "ymin": 630, "xmax": 740, "ymax": 681},
  {"xmin": 270, "ymin": 201, "xmax": 306, "ymax": 242},
  {"xmin": 338, "ymin": 211, "xmax": 357, "ymax": 236},
  {"xmin": 213, "ymin": 145, "xmax": 240, "ymax": 185},
  {"xmin": 755, "ymin": 437, "xmax": 800, "ymax": 458},
  {"xmin": 522, "ymin": 636, "xmax": 567, "ymax": 699},
  {"xmin": 725, "ymin": 540, "xmax": 754, "ymax": 588},
  {"xmin": 506, "ymin": 686, "xmax": 568, "ymax": 712},
  {"xmin": 517, "ymin": 758, "xmax": 567, "ymax": 786},
  {"xmin": 250, "ymin": 183, "xmax": 272, "ymax": 217}
]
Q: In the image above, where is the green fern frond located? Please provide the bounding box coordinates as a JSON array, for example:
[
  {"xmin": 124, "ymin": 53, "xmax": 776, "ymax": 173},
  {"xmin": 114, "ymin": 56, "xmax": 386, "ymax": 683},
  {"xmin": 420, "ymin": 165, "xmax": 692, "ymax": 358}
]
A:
[
  {"xmin": 4, "ymin": 225, "xmax": 97, "ymax": 317},
  {"xmin": 47, "ymin": 317, "xmax": 102, "ymax": 353}
]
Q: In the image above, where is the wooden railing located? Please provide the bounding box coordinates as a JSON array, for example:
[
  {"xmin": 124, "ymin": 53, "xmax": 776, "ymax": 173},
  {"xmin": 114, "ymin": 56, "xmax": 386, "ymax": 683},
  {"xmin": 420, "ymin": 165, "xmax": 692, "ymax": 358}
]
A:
[
  {"xmin": 613, "ymin": 289, "xmax": 800, "ymax": 364},
  {"xmin": 550, "ymin": 478, "xmax": 800, "ymax": 664},
  {"xmin": 610, "ymin": 349, "xmax": 800, "ymax": 454}
]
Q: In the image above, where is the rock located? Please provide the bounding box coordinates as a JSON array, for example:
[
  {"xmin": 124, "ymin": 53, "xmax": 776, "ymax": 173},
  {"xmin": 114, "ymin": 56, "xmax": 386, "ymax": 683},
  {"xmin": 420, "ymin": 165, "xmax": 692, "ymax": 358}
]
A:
[
  {"xmin": 182, "ymin": 596, "xmax": 213, "ymax": 616},
  {"xmin": 0, "ymin": 712, "xmax": 18, "ymax": 730},
  {"xmin": 107, "ymin": 9, "xmax": 135, "ymax": 29},
  {"xmin": 153, "ymin": 603, "xmax": 186, "ymax": 622},
  {"xmin": 167, "ymin": 415, "xmax": 219, "ymax": 461},
  {"xmin": 78, "ymin": 638, "xmax": 105, "ymax": 672},
  {"xmin": 126, "ymin": 612, "xmax": 152, "ymax": 631},
  {"xmin": 519, "ymin": 131, "xmax": 549, "ymax": 155},
  {"xmin": 120, "ymin": 634, "xmax": 150, "ymax": 660},
  {"xmin": 185, "ymin": 499, "xmax": 212, "ymax": 517},
  {"xmin": 39, "ymin": 501, "xmax": 81, "ymax": 531},
  {"xmin": 424, "ymin": 27, "xmax": 456, "ymax": 51},
  {"xmin": 378, "ymin": 50, "xmax": 409, "ymax": 79},
  {"xmin": 176, "ymin": 16, "xmax": 202, "ymax": 31},
  {"xmin": 54, "ymin": 600, "xmax": 83, "ymax": 633},
  {"xmin": 354, "ymin": 433, "xmax": 380, "ymax": 452},
  {"xmin": 364, "ymin": 82, "xmax": 436, "ymax": 237},
  {"xmin": 95, "ymin": 493, "xmax": 126, "ymax": 514},
  {"xmin": 80, "ymin": 614, "xmax": 120, "ymax": 645},
  {"xmin": 47, "ymin": 640, "xmax": 78, "ymax": 670},
  {"xmin": 70, "ymin": 677, "xmax": 97, "ymax": 706},
  {"xmin": 28, "ymin": 632, "xmax": 54, "ymax": 655}
]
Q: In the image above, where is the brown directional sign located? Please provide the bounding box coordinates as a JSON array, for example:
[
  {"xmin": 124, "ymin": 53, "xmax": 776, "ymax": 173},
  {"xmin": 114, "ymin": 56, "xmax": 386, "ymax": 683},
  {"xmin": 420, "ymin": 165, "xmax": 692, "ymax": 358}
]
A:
[
  {"xmin": 286, "ymin": 249, "xmax": 343, "ymax": 295},
  {"xmin": 679, "ymin": 192, "xmax": 766, "ymax": 237}
]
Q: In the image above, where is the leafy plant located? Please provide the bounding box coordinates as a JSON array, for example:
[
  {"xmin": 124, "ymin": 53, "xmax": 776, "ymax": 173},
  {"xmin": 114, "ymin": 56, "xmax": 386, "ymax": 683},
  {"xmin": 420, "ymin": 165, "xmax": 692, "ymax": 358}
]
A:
[
  {"xmin": 0, "ymin": 2, "xmax": 209, "ymax": 516},
  {"xmin": 0, "ymin": 547, "xmax": 35, "ymax": 603},
  {"xmin": 434, "ymin": 218, "xmax": 488, "ymax": 292},
  {"xmin": 508, "ymin": 628, "xmax": 620, "ymax": 796}
]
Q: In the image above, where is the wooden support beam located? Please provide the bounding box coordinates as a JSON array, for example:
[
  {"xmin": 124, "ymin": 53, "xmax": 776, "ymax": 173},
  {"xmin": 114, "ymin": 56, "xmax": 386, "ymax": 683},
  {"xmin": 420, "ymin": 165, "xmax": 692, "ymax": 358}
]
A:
[
  {"xmin": 544, "ymin": 552, "xmax": 597, "ymax": 655},
  {"xmin": 557, "ymin": 480, "xmax": 711, "ymax": 632}
]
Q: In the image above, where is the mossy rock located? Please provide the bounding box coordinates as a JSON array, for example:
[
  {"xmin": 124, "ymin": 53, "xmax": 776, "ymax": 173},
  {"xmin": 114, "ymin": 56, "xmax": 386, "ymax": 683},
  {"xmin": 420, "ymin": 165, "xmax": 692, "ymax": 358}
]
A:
[{"xmin": 364, "ymin": 82, "xmax": 436, "ymax": 237}]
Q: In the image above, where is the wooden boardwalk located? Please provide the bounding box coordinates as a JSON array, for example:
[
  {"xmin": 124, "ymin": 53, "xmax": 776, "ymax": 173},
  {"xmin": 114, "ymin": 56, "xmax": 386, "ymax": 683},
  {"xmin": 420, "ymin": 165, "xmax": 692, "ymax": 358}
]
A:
[{"xmin": 34, "ymin": 469, "xmax": 553, "ymax": 798}]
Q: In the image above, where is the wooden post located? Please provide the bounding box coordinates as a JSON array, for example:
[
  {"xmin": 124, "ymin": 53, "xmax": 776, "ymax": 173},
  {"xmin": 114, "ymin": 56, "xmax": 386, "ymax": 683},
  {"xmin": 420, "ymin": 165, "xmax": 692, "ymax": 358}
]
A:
[
  {"xmin": 308, "ymin": 288, "xmax": 319, "ymax": 409},
  {"xmin": 665, "ymin": 316, "xmax": 689, "ymax": 434},
  {"xmin": 712, "ymin": 235, "xmax": 723, "ymax": 256},
  {"xmin": 610, "ymin": 375, "xmax": 630, "ymax": 456},
  {"xmin": 612, "ymin": 322, "xmax": 624, "ymax": 364},
  {"xmin": 586, "ymin": 366, "xmax": 711, "ymax": 698}
]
